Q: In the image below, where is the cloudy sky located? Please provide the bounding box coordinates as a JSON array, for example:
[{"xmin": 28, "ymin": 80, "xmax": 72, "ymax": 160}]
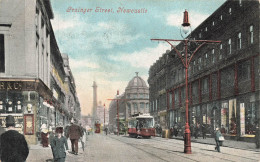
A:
[{"xmin": 50, "ymin": 0, "xmax": 226, "ymax": 116}]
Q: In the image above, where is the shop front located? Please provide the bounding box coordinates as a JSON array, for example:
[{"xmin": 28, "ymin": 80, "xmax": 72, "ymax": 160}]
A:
[
  {"xmin": 218, "ymin": 96, "xmax": 257, "ymax": 142},
  {"xmin": 0, "ymin": 79, "xmax": 53, "ymax": 144}
]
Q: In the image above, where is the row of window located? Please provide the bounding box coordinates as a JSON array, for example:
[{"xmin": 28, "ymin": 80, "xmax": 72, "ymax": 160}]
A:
[
  {"xmin": 150, "ymin": 95, "xmax": 167, "ymax": 112},
  {"xmin": 168, "ymin": 65, "xmax": 252, "ymax": 105},
  {"xmin": 198, "ymin": 0, "xmax": 245, "ymax": 40},
  {"xmin": 170, "ymin": 25, "xmax": 254, "ymax": 86},
  {"xmin": 129, "ymin": 102, "xmax": 149, "ymax": 111},
  {"xmin": 126, "ymin": 93, "xmax": 149, "ymax": 99}
]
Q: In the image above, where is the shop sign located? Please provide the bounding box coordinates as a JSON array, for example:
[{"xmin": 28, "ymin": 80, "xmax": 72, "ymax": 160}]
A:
[
  {"xmin": 240, "ymin": 103, "xmax": 245, "ymax": 136},
  {"xmin": 0, "ymin": 82, "xmax": 22, "ymax": 90},
  {"xmin": 0, "ymin": 81, "xmax": 36, "ymax": 91}
]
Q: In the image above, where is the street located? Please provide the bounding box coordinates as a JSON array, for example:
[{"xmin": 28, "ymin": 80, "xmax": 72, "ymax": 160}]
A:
[{"xmin": 28, "ymin": 134, "xmax": 260, "ymax": 162}]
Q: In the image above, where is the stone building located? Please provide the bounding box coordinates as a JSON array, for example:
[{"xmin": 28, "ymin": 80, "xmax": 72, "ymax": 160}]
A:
[
  {"xmin": 109, "ymin": 72, "xmax": 149, "ymax": 132},
  {"xmin": 0, "ymin": 0, "xmax": 81, "ymax": 144},
  {"xmin": 125, "ymin": 72, "xmax": 149, "ymax": 119},
  {"xmin": 148, "ymin": 0, "xmax": 259, "ymax": 142}
]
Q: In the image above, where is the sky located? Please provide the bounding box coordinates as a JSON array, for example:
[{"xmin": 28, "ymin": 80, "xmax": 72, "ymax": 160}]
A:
[{"xmin": 50, "ymin": 0, "xmax": 226, "ymax": 116}]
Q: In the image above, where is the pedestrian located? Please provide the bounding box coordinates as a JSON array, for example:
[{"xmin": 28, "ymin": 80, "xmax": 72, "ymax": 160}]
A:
[
  {"xmin": 1, "ymin": 115, "xmax": 29, "ymax": 162},
  {"xmin": 170, "ymin": 127, "xmax": 174, "ymax": 138},
  {"xmin": 194, "ymin": 123, "xmax": 199, "ymax": 139},
  {"xmin": 79, "ymin": 123, "xmax": 85, "ymax": 151},
  {"xmin": 49, "ymin": 127, "xmax": 56, "ymax": 160},
  {"xmin": 220, "ymin": 125, "xmax": 226, "ymax": 134},
  {"xmin": 174, "ymin": 124, "xmax": 178, "ymax": 137},
  {"xmin": 215, "ymin": 127, "xmax": 222, "ymax": 152},
  {"xmin": 255, "ymin": 121, "xmax": 259, "ymax": 149},
  {"xmin": 104, "ymin": 127, "xmax": 108, "ymax": 135},
  {"xmin": 202, "ymin": 124, "xmax": 206, "ymax": 139},
  {"xmin": 51, "ymin": 127, "xmax": 69, "ymax": 162},
  {"xmin": 41, "ymin": 123, "xmax": 49, "ymax": 147},
  {"xmin": 0, "ymin": 125, "xmax": 6, "ymax": 160},
  {"xmin": 64, "ymin": 124, "xmax": 70, "ymax": 139},
  {"xmin": 67, "ymin": 119, "xmax": 83, "ymax": 155},
  {"xmin": 190, "ymin": 123, "xmax": 194, "ymax": 137}
]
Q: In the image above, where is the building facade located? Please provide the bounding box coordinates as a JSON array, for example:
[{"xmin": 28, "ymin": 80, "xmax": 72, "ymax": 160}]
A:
[
  {"xmin": 125, "ymin": 72, "xmax": 149, "ymax": 119},
  {"xmin": 0, "ymin": 0, "xmax": 81, "ymax": 144},
  {"xmin": 148, "ymin": 0, "xmax": 259, "ymax": 141},
  {"xmin": 109, "ymin": 72, "xmax": 149, "ymax": 132}
]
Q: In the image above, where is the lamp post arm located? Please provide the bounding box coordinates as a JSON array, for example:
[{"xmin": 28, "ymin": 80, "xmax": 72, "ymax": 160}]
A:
[
  {"xmin": 187, "ymin": 42, "xmax": 206, "ymax": 66},
  {"xmin": 165, "ymin": 40, "xmax": 186, "ymax": 67}
]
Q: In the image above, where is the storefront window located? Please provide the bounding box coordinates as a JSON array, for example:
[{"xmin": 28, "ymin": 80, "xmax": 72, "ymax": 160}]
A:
[
  {"xmin": 229, "ymin": 99, "xmax": 237, "ymax": 135},
  {"xmin": 245, "ymin": 102, "xmax": 255, "ymax": 134},
  {"xmin": 196, "ymin": 106, "xmax": 200, "ymax": 125},
  {"xmin": 206, "ymin": 104, "xmax": 212, "ymax": 125},
  {"xmin": 202, "ymin": 104, "xmax": 207, "ymax": 124},
  {"xmin": 169, "ymin": 93, "xmax": 172, "ymax": 109},
  {"xmin": 191, "ymin": 107, "xmax": 196, "ymax": 125},
  {"xmin": 221, "ymin": 101, "xmax": 228, "ymax": 134},
  {"xmin": 170, "ymin": 111, "xmax": 173, "ymax": 127}
]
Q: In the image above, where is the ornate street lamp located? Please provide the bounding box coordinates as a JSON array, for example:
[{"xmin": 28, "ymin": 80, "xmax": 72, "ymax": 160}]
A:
[{"xmin": 151, "ymin": 10, "xmax": 220, "ymax": 154}]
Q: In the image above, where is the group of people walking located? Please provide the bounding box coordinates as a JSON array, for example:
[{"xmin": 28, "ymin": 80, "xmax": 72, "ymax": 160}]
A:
[{"xmin": 41, "ymin": 119, "xmax": 86, "ymax": 162}]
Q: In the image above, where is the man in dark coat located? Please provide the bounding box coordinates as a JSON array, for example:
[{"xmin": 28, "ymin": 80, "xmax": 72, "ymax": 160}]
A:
[
  {"xmin": 67, "ymin": 120, "xmax": 83, "ymax": 155},
  {"xmin": 0, "ymin": 125, "xmax": 6, "ymax": 159},
  {"xmin": 202, "ymin": 124, "xmax": 206, "ymax": 139},
  {"xmin": 1, "ymin": 115, "xmax": 29, "ymax": 162}
]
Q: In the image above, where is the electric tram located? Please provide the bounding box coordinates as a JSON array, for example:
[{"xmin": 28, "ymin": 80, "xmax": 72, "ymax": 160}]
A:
[{"xmin": 128, "ymin": 113, "xmax": 155, "ymax": 138}]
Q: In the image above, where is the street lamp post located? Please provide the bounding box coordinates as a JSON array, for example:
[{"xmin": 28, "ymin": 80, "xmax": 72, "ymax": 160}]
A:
[
  {"xmin": 151, "ymin": 10, "xmax": 220, "ymax": 154},
  {"xmin": 104, "ymin": 104, "xmax": 106, "ymax": 127}
]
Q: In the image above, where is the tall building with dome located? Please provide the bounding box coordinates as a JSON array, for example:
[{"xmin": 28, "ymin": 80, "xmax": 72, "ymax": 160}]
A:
[
  {"xmin": 125, "ymin": 72, "xmax": 149, "ymax": 119},
  {"xmin": 108, "ymin": 72, "xmax": 149, "ymax": 132}
]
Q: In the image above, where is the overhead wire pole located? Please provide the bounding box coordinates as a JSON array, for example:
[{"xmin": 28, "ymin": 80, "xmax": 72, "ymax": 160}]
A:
[
  {"xmin": 104, "ymin": 104, "xmax": 106, "ymax": 127},
  {"xmin": 107, "ymin": 90, "xmax": 130, "ymax": 136},
  {"xmin": 151, "ymin": 10, "xmax": 220, "ymax": 154}
]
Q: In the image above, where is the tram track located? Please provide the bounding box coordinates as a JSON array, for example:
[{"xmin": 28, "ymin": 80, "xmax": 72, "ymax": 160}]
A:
[
  {"xmin": 108, "ymin": 135, "xmax": 259, "ymax": 162},
  {"xmin": 109, "ymin": 135, "xmax": 199, "ymax": 162},
  {"xmin": 147, "ymin": 137, "xmax": 259, "ymax": 162},
  {"xmin": 125, "ymin": 137, "xmax": 234, "ymax": 162}
]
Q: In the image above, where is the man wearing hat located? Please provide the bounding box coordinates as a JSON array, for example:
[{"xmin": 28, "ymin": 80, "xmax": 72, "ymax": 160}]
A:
[
  {"xmin": 67, "ymin": 119, "xmax": 83, "ymax": 155},
  {"xmin": 0, "ymin": 115, "xmax": 29, "ymax": 162},
  {"xmin": 51, "ymin": 127, "xmax": 68, "ymax": 162}
]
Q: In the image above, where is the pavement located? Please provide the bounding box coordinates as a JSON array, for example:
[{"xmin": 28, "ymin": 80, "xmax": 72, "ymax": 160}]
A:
[
  {"xmin": 27, "ymin": 137, "xmax": 86, "ymax": 162},
  {"xmin": 170, "ymin": 135, "xmax": 259, "ymax": 152}
]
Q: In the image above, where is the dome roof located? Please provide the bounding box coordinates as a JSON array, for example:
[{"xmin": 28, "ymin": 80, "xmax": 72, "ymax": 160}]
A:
[{"xmin": 126, "ymin": 72, "xmax": 147, "ymax": 89}]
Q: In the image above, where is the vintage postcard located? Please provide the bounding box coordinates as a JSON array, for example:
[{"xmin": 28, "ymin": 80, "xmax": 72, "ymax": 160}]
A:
[{"xmin": 0, "ymin": 0, "xmax": 259, "ymax": 161}]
